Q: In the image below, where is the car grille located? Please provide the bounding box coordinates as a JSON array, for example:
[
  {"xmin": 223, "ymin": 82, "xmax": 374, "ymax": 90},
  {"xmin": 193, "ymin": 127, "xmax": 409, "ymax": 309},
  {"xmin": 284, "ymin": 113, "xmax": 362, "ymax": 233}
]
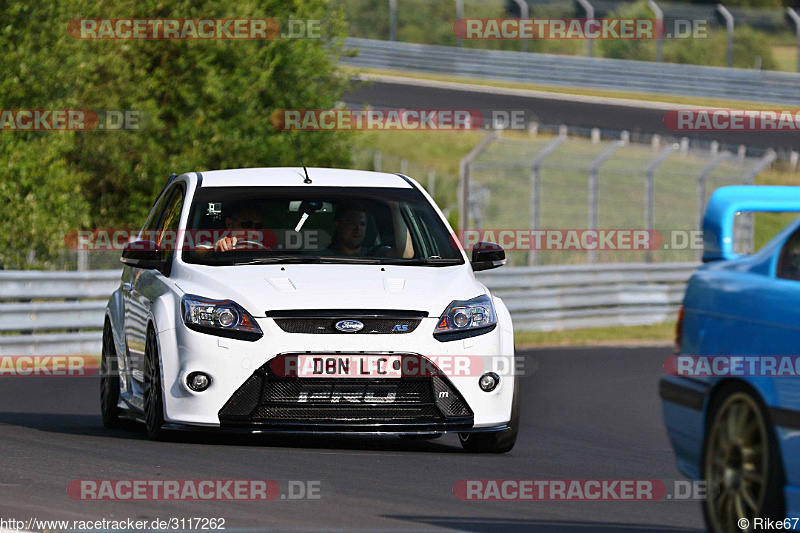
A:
[
  {"xmin": 272, "ymin": 318, "xmax": 422, "ymax": 334},
  {"xmin": 218, "ymin": 354, "xmax": 472, "ymax": 428},
  {"xmin": 266, "ymin": 310, "xmax": 427, "ymax": 334}
]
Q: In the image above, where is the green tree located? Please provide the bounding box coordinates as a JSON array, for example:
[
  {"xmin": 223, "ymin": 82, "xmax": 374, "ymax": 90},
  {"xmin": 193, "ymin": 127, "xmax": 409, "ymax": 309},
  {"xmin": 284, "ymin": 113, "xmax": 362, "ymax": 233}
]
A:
[
  {"xmin": 598, "ymin": 0, "xmax": 657, "ymax": 61},
  {"xmin": 0, "ymin": 0, "xmax": 351, "ymax": 269}
]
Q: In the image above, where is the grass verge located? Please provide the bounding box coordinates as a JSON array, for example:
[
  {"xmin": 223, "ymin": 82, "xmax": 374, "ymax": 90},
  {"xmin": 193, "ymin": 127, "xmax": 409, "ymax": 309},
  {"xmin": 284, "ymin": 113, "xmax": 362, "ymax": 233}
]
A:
[{"xmin": 514, "ymin": 322, "xmax": 676, "ymax": 348}]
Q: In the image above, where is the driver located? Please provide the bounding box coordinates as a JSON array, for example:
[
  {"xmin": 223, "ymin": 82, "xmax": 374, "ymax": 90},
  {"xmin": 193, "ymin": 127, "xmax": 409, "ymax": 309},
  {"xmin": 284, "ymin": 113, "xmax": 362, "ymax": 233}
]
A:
[
  {"xmin": 328, "ymin": 202, "xmax": 368, "ymax": 256},
  {"xmin": 214, "ymin": 202, "xmax": 264, "ymax": 252}
]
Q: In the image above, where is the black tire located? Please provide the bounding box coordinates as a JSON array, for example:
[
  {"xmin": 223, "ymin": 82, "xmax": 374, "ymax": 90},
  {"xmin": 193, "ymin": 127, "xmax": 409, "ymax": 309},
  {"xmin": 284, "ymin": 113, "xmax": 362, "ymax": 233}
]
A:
[
  {"xmin": 459, "ymin": 376, "xmax": 520, "ymax": 453},
  {"xmin": 701, "ymin": 383, "xmax": 785, "ymax": 533},
  {"xmin": 143, "ymin": 327, "xmax": 167, "ymax": 441},
  {"xmin": 100, "ymin": 322, "xmax": 121, "ymax": 428}
]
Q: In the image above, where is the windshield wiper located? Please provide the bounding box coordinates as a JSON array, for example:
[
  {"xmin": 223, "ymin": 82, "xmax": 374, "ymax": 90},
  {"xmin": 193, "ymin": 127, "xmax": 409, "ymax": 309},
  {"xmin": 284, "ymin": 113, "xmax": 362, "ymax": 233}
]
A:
[
  {"xmin": 231, "ymin": 256, "xmax": 385, "ymax": 266},
  {"xmin": 381, "ymin": 258, "xmax": 462, "ymax": 266},
  {"xmin": 230, "ymin": 256, "xmax": 323, "ymax": 265},
  {"xmin": 317, "ymin": 256, "xmax": 385, "ymax": 264}
]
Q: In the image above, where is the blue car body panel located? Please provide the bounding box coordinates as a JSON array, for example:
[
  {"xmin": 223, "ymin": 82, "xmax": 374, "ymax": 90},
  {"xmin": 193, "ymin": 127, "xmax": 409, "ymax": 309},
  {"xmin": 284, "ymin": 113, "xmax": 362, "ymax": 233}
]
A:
[{"xmin": 660, "ymin": 186, "xmax": 800, "ymax": 519}]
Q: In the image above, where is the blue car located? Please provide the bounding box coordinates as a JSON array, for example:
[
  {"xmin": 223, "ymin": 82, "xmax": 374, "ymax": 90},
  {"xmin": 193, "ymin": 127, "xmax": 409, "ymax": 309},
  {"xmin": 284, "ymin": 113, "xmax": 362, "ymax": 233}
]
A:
[{"xmin": 661, "ymin": 186, "xmax": 800, "ymax": 532}]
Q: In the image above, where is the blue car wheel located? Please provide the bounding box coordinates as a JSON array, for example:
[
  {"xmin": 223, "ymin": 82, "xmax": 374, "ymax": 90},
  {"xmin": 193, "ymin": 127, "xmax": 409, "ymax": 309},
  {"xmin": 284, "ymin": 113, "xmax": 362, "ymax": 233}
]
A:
[{"xmin": 702, "ymin": 384, "xmax": 785, "ymax": 532}]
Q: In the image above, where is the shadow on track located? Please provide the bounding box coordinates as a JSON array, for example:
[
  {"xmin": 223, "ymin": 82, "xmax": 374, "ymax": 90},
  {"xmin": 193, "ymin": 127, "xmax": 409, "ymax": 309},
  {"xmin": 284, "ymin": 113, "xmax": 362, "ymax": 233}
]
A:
[
  {"xmin": 383, "ymin": 515, "xmax": 704, "ymax": 532},
  {"xmin": 0, "ymin": 411, "xmax": 477, "ymax": 453}
]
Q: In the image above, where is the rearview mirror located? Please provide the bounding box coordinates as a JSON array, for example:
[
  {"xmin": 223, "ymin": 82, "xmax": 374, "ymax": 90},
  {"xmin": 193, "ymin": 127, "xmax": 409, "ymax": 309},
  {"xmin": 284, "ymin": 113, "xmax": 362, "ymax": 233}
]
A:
[
  {"xmin": 121, "ymin": 240, "xmax": 164, "ymax": 270},
  {"xmin": 471, "ymin": 242, "xmax": 506, "ymax": 272}
]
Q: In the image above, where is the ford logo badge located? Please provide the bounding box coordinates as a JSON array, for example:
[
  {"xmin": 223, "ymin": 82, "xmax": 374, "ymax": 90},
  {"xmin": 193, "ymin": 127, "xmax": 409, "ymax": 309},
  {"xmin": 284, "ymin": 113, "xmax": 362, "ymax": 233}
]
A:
[{"xmin": 335, "ymin": 320, "xmax": 364, "ymax": 333}]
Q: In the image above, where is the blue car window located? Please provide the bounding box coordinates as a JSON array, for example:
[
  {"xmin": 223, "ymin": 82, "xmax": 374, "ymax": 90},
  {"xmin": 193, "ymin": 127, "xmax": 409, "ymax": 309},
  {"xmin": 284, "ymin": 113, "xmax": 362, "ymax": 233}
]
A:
[{"xmin": 777, "ymin": 227, "xmax": 800, "ymax": 281}]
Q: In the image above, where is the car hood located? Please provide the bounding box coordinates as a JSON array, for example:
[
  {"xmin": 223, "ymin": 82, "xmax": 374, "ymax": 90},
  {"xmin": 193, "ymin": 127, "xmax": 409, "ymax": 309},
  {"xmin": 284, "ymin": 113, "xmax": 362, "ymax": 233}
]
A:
[{"xmin": 173, "ymin": 262, "xmax": 486, "ymax": 317}]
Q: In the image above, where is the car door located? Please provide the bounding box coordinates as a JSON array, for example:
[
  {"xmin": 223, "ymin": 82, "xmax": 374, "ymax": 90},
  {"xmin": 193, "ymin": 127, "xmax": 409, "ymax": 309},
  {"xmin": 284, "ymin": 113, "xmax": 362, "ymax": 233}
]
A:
[
  {"xmin": 124, "ymin": 185, "xmax": 184, "ymax": 395},
  {"xmin": 120, "ymin": 187, "xmax": 171, "ymax": 397},
  {"xmin": 770, "ymin": 225, "xmax": 800, "ymax": 412}
]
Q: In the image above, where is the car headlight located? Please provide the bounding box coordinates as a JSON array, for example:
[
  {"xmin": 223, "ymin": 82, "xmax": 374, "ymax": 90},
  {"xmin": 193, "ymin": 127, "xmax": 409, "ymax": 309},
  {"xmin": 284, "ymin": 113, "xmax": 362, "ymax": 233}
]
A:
[
  {"xmin": 181, "ymin": 294, "xmax": 263, "ymax": 341},
  {"xmin": 434, "ymin": 295, "xmax": 497, "ymax": 340}
]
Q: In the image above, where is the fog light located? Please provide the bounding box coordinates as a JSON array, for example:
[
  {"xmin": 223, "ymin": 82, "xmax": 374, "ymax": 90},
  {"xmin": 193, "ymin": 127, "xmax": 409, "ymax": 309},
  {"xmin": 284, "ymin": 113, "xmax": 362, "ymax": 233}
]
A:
[
  {"xmin": 187, "ymin": 372, "xmax": 211, "ymax": 392},
  {"xmin": 479, "ymin": 372, "xmax": 499, "ymax": 392}
]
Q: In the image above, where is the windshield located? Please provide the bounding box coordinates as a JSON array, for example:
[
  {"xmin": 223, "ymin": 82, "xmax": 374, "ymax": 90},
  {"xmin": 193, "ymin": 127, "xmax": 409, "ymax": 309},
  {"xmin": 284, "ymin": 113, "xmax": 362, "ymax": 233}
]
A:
[{"xmin": 181, "ymin": 186, "xmax": 464, "ymax": 266}]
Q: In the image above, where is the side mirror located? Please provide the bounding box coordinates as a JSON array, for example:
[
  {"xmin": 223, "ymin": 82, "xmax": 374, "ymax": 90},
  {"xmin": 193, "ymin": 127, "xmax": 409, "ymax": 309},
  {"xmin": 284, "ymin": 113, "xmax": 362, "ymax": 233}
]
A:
[
  {"xmin": 471, "ymin": 242, "xmax": 506, "ymax": 272},
  {"xmin": 121, "ymin": 240, "xmax": 165, "ymax": 270}
]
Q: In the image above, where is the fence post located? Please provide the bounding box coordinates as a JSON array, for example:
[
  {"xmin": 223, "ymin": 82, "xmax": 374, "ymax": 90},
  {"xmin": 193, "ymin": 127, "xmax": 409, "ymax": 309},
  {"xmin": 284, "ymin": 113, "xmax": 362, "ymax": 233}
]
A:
[
  {"xmin": 644, "ymin": 145, "xmax": 675, "ymax": 262},
  {"xmin": 717, "ymin": 4, "xmax": 734, "ymax": 68},
  {"xmin": 577, "ymin": 0, "xmax": 595, "ymax": 58},
  {"xmin": 373, "ymin": 151, "xmax": 382, "ymax": 172},
  {"xmin": 427, "ymin": 168, "xmax": 436, "ymax": 197},
  {"xmin": 695, "ymin": 151, "xmax": 731, "ymax": 260},
  {"xmin": 389, "ymin": 0, "xmax": 397, "ymax": 41},
  {"xmin": 512, "ymin": 0, "xmax": 529, "ymax": 53},
  {"xmin": 77, "ymin": 250, "xmax": 89, "ymax": 272},
  {"xmin": 740, "ymin": 149, "xmax": 777, "ymax": 253},
  {"xmin": 588, "ymin": 139, "xmax": 627, "ymax": 263},
  {"xmin": 651, "ymin": 134, "xmax": 661, "ymax": 150},
  {"xmin": 455, "ymin": 0, "xmax": 465, "ymax": 47},
  {"xmin": 648, "ymin": 0, "xmax": 664, "ymax": 62},
  {"xmin": 459, "ymin": 131, "xmax": 497, "ymax": 234},
  {"xmin": 788, "ymin": 8, "xmax": 800, "ymax": 73},
  {"xmin": 400, "ymin": 158, "xmax": 408, "ymax": 175},
  {"xmin": 529, "ymin": 134, "xmax": 568, "ymax": 266}
]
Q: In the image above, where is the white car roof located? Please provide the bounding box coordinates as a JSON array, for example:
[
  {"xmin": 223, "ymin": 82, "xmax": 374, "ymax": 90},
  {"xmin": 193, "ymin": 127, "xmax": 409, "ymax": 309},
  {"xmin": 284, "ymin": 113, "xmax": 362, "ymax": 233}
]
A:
[{"xmin": 193, "ymin": 167, "xmax": 413, "ymax": 188}]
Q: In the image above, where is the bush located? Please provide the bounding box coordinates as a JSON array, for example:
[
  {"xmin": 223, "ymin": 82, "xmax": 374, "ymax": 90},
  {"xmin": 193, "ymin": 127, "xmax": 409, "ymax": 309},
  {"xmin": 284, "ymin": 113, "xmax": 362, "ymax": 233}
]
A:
[
  {"xmin": 597, "ymin": 0, "xmax": 657, "ymax": 61},
  {"xmin": 598, "ymin": 0, "xmax": 777, "ymax": 69},
  {"xmin": 663, "ymin": 24, "xmax": 777, "ymax": 70}
]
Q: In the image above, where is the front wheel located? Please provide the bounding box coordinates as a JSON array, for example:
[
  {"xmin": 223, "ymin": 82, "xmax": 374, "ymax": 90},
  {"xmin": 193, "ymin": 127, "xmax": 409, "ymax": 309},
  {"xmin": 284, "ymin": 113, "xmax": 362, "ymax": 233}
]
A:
[
  {"xmin": 143, "ymin": 327, "xmax": 167, "ymax": 441},
  {"xmin": 100, "ymin": 322, "xmax": 121, "ymax": 428},
  {"xmin": 459, "ymin": 377, "xmax": 520, "ymax": 453},
  {"xmin": 702, "ymin": 385, "xmax": 784, "ymax": 533}
]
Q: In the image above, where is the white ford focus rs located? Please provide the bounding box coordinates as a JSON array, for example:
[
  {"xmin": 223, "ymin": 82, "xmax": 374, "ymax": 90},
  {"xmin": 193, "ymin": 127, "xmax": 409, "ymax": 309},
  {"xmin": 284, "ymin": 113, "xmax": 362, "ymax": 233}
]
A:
[{"xmin": 102, "ymin": 167, "xmax": 519, "ymax": 452}]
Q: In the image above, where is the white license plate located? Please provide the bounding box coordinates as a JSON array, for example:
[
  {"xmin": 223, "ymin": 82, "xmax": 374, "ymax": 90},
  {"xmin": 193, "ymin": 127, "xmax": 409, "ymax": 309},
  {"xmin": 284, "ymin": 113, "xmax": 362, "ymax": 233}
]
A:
[{"xmin": 296, "ymin": 355, "xmax": 402, "ymax": 378}]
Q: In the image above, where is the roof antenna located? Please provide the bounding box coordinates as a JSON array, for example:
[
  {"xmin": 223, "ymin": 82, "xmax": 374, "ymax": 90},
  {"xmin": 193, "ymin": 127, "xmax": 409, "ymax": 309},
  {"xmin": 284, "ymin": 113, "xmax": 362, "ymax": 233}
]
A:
[{"xmin": 287, "ymin": 130, "xmax": 312, "ymax": 184}]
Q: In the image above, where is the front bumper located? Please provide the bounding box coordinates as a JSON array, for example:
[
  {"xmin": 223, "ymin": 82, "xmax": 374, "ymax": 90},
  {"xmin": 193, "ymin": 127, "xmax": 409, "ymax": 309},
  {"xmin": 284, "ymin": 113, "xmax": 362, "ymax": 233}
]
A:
[{"xmin": 158, "ymin": 315, "xmax": 515, "ymax": 429}]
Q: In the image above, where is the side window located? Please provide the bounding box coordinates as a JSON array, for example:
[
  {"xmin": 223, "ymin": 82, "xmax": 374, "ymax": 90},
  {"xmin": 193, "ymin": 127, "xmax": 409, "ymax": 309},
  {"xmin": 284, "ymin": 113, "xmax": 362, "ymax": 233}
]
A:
[
  {"xmin": 777, "ymin": 227, "xmax": 800, "ymax": 281},
  {"xmin": 155, "ymin": 188, "xmax": 185, "ymax": 259},
  {"xmin": 140, "ymin": 188, "xmax": 171, "ymax": 241}
]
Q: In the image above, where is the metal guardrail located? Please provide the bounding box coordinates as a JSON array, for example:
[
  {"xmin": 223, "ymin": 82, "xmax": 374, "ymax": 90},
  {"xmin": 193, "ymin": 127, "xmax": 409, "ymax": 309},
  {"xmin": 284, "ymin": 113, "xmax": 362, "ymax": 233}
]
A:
[
  {"xmin": 0, "ymin": 264, "xmax": 697, "ymax": 354},
  {"xmin": 0, "ymin": 271, "xmax": 120, "ymax": 356},
  {"xmin": 342, "ymin": 38, "xmax": 800, "ymax": 105},
  {"xmin": 476, "ymin": 262, "xmax": 697, "ymax": 331}
]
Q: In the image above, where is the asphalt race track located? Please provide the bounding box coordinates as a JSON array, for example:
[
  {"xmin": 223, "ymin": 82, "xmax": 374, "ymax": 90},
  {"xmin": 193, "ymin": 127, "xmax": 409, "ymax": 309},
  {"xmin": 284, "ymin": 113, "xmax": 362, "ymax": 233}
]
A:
[
  {"xmin": 345, "ymin": 78, "xmax": 800, "ymax": 153},
  {"xmin": 0, "ymin": 346, "xmax": 704, "ymax": 532}
]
